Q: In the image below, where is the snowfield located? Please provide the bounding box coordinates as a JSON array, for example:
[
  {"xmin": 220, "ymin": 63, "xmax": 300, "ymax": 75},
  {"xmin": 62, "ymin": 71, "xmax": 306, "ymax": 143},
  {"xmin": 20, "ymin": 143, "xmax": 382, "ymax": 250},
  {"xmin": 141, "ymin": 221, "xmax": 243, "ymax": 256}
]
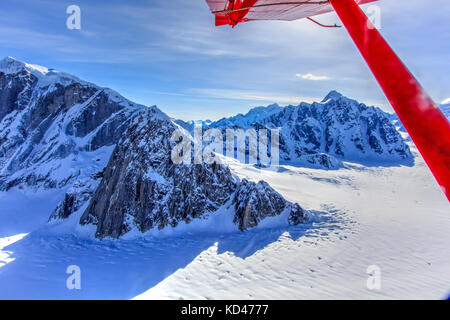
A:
[{"xmin": 0, "ymin": 141, "xmax": 449, "ymax": 299}]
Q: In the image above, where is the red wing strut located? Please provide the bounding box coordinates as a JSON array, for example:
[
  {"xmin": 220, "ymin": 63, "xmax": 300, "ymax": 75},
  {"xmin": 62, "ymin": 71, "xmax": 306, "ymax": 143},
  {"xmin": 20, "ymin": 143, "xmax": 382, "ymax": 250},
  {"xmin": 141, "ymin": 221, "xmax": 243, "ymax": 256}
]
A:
[{"xmin": 204, "ymin": 0, "xmax": 450, "ymax": 201}]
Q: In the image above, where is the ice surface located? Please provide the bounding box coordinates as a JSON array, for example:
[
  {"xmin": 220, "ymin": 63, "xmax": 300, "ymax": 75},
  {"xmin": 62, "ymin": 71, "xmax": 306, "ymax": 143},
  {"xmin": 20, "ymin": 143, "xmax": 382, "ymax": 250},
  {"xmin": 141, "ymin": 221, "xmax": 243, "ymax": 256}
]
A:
[{"xmin": 0, "ymin": 141, "xmax": 448, "ymax": 299}]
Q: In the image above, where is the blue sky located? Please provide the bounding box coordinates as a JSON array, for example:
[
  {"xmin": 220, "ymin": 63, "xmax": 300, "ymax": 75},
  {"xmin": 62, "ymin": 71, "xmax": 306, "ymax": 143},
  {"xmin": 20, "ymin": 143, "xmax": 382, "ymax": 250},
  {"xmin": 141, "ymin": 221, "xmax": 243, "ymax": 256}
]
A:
[{"xmin": 1, "ymin": 0, "xmax": 449, "ymax": 120}]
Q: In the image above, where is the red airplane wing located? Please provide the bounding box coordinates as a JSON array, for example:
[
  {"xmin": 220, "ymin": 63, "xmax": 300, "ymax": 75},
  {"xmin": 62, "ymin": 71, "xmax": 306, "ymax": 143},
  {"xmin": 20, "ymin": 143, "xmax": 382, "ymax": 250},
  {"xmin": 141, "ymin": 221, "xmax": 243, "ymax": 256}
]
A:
[{"xmin": 206, "ymin": 0, "xmax": 378, "ymax": 26}]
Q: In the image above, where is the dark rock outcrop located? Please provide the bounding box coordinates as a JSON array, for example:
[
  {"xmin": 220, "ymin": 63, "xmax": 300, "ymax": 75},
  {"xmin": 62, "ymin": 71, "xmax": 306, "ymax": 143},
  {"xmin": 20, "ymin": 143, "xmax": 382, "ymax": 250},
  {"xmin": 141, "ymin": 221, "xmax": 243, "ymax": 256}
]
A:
[
  {"xmin": 232, "ymin": 179, "xmax": 306, "ymax": 230},
  {"xmin": 79, "ymin": 108, "xmax": 306, "ymax": 238}
]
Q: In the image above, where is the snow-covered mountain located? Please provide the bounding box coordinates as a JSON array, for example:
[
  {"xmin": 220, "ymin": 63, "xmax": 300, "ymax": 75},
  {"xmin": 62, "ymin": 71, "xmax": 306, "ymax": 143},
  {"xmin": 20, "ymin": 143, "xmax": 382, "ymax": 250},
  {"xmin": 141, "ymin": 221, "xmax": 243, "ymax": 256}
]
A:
[
  {"xmin": 201, "ymin": 90, "xmax": 413, "ymax": 169},
  {"xmin": 0, "ymin": 57, "xmax": 306, "ymax": 238},
  {"xmin": 0, "ymin": 56, "xmax": 146, "ymax": 191}
]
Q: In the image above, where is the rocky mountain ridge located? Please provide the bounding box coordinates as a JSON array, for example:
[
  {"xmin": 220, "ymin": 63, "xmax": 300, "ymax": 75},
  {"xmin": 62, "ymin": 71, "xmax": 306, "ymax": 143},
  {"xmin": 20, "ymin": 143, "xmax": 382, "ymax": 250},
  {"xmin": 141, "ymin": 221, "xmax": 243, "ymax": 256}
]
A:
[
  {"xmin": 0, "ymin": 57, "xmax": 306, "ymax": 238},
  {"xmin": 180, "ymin": 90, "xmax": 413, "ymax": 169}
]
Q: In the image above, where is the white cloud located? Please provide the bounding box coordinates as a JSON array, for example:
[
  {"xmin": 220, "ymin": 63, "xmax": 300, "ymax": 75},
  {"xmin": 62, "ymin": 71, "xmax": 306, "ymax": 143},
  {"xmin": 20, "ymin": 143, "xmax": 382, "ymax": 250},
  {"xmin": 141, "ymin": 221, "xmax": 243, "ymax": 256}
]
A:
[
  {"xmin": 296, "ymin": 73, "xmax": 330, "ymax": 81},
  {"xmin": 188, "ymin": 88, "xmax": 321, "ymax": 105},
  {"xmin": 441, "ymin": 98, "xmax": 450, "ymax": 105}
]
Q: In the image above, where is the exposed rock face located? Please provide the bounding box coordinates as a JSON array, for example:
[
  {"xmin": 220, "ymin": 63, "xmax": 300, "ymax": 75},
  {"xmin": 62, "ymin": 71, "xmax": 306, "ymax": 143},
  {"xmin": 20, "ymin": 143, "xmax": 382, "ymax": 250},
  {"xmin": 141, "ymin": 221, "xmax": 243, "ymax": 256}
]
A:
[
  {"xmin": 79, "ymin": 108, "xmax": 233, "ymax": 237},
  {"xmin": 0, "ymin": 57, "xmax": 307, "ymax": 238},
  {"xmin": 232, "ymin": 179, "xmax": 306, "ymax": 230},
  {"xmin": 0, "ymin": 57, "xmax": 146, "ymax": 191},
  {"xmin": 79, "ymin": 108, "xmax": 306, "ymax": 238},
  {"xmin": 196, "ymin": 90, "xmax": 413, "ymax": 169},
  {"xmin": 49, "ymin": 177, "xmax": 98, "ymax": 221}
]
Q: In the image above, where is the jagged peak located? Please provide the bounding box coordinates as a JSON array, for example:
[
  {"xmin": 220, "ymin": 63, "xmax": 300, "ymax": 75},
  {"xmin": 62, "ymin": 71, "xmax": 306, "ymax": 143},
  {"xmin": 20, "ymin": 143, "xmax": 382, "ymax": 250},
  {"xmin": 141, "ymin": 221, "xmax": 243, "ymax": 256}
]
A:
[{"xmin": 321, "ymin": 90, "xmax": 343, "ymax": 103}]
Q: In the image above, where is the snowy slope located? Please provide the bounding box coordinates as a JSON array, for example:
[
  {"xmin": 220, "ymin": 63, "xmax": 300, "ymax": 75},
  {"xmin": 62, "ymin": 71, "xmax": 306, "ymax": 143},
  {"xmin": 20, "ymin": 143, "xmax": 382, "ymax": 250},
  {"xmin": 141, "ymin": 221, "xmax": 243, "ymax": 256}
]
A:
[
  {"xmin": 0, "ymin": 56, "xmax": 88, "ymax": 88},
  {"xmin": 0, "ymin": 139, "xmax": 448, "ymax": 299},
  {"xmin": 133, "ymin": 141, "xmax": 449, "ymax": 300}
]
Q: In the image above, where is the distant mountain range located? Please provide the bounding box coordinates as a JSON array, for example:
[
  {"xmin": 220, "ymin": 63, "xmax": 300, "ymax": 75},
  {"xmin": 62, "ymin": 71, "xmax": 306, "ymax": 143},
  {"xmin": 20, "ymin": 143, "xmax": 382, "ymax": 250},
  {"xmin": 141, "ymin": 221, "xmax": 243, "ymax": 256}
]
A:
[{"xmin": 177, "ymin": 90, "xmax": 414, "ymax": 169}]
